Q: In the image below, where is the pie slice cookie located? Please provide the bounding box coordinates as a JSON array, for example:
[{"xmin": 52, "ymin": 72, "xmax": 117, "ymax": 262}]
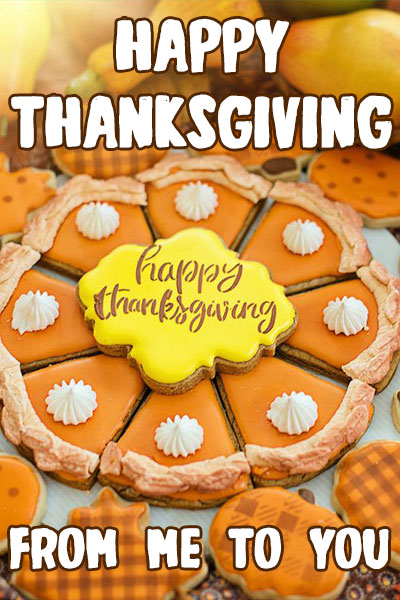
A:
[
  {"xmin": 0, "ymin": 152, "xmax": 56, "ymax": 245},
  {"xmin": 0, "ymin": 454, "xmax": 46, "ymax": 554},
  {"xmin": 309, "ymin": 148, "xmax": 400, "ymax": 228},
  {"xmin": 78, "ymin": 228, "xmax": 297, "ymax": 394},
  {"xmin": 0, "ymin": 243, "xmax": 96, "ymax": 371},
  {"xmin": 136, "ymin": 153, "xmax": 271, "ymax": 249},
  {"xmin": 99, "ymin": 380, "xmax": 251, "ymax": 508},
  {"xmin": 12, "ymin": 486, "xmax": 207, "ymax": 600},
  {"xmin": 333, "ymin": 440, "xmax": 400, "ymax": 569},
  {"xmin": 22, "ymin": 174, "xmax": 153, "ymax": 277},
  {"xmin": 218, "ymin": 357, "xmax": 374, "ymax": 487},
  {"xmin": 241, "ymin": 181, "xmax": 371, "ymax": 293},
  {"xmin": 209, "ymin": 487, "xmax": 348, "ymax": 600},
  {"xmin": 0, "ymin": 351, "xmax": 146, "ymax": 489},
  {"xmin": 280, "ymin": 261, "xmax": 400, "ymax": 391}
]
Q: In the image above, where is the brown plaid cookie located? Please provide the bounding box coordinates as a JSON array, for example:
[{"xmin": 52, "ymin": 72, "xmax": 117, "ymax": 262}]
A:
[
  {"xmin": 13, "ymin": 488, "xmax": 207, "ymax": 600},
  {"xmin": 53, "ymin": 144, "xmax": 167, "ymax": 179},
  {"xmin": 333, "ymin": 441, "xmax": 400, "ymax": 569},
  {"xmin": 209, "ymin": 488, "xmax": 347, "ymax": 599}
]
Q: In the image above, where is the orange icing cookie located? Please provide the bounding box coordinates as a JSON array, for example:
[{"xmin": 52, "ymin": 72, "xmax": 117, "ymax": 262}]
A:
[
  {"xmin": 78, "ymin": 228, "xmax": 297, "ymax": 393},
  {"xmin": 0, "ymin": 352, "xmax": 145, "ymax": 484},
  {"xmin": 13, "ymin": 486, "xmax": 207, "ymax": 600},
  {"xmin": 282, "ymin": 261, "xmax": 400, "ymax": 390},
  {"xmin": 22, "ymin": 175, "xmax": 152, "ymax": 276},
  {"xmin": 137, "ymin": 153, "xmax": 271, "ymax": 248},
  {"xmin": 241, "ymin": 180, "xmax": 370, "ymax": 293},
  {"xmin": 100, "ymin": 380, "xmax": 250, "ymax": 506},
  {"xmin": 0, "ymin": 152, "xmax": 55, "ymax": 238},
  {"xmin": 209, "ymin": 487, "xmax": 347, "ymax": 599},
  {"xmin": 0, "ymin": 454, "xmax": 46, "ymax": 554},
  {"xmin": 309, "ymin": 148, "xmax": 400, "ymax": 225},
  {"xmin": 333, "ymin": 441, "xmax": 400, "ymax": 569},
  {"xmin": 220, "ymin": 357, "xmax": 374, "ymax": 483},
  {"xmin": 52, "ymin": 144, "xmax": 167, "ymax": 178}
]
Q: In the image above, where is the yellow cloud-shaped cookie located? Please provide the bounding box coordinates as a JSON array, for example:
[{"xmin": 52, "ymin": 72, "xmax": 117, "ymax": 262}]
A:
[{"xmin": 78, "ymin": 228, "xmax": 297, "ymax": 392}]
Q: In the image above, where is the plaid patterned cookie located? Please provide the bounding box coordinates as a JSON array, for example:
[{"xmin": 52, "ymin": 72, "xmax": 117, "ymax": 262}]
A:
[
  {"xmin": 333, "ymin": 440, "xmax": 400, "ymax": 570},
  {"xmin": 12, "ymin": 487, "xmax": 207, "ymax": 600},
  {"xmin": 209, "ymin": 487, "xmax": 348, "ymax": 599}
]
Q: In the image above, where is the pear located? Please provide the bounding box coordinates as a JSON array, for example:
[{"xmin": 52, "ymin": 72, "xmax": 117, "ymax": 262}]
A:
[
  {"xmin": 279, "ymin": 0, "xmax": 379, "ymax": 19},
  {"xmin": 280, "ymin": 9, "xmax": 400, "ymax": 125}
]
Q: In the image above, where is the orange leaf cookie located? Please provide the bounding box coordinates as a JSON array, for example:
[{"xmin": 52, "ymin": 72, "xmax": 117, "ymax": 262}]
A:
[
  {"xmin": 0, "ymin": 454, "xmax": 46, "ymax": 554},
  {"xmin": 137, "ymin": 154, "xmax": 271, "ymax": 249},
  {"xmin": 78, "ymin": 228, "xmax": 297, "ymax": 394},
  {"xmin": 0, "ymin": 243, "xmax": 96, "ymax": 371},
  {"xmin": 22, "ymin": 175, "xmax": 153, "ymax": 277},
  {"xmin": 210, "ymin": 487, "xmax": 348, "ymax": 600},
  {"xmin": 99, "ymin": 379, "xmax": 250, "ymax": 508},
  {"xmin": 333, "ymin": 441, "xmax": 400, "ymax": 569},
  {"xmin": 280, "ymin": 261, "xmax": 400, "ymax": 391},
  {"xmin": 0, "ymin": 152, "xmax": 56, "ymax": 242},
  {"xmin": 0, "ymin": 352, "xmax": 145, "ymax": 488},
  {"xmin": 12, "ymin": 487, "xmax": 207, "ymax": 600},
  {"xmin": 241, "ymin": 181, "xmax": 371, "ymax": 293},
  {"xmin": 309, "ymin": 148, "xmax": 400, "ymax": 227},
  {"xmin": 218, "ymin": 357, "xmax": 374, "ymax": 487}
]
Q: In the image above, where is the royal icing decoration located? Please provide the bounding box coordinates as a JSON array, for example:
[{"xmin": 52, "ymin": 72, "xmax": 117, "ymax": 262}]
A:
[
  {"xmin": 267, "ymin": 391, "xmax": 318, "ymax": 435},
  {"xmin": 78, "ymin": 228, "xmax": 296, "ymax": 388},
  {"xmin": 175, "ymin": 182, "xmax": 218, "ymax": 221},
  {"xmin": 323, "ymin": 296, "xmax": 369, "ymax": 336},
  {"xmin": 45, "ymin": 379, "xmax": 98, "ymax": 425},
  {"xmin": 75, "ymin": 202, "xmax": 120, "ymax": 240},
  {"xmin": 154, "ymin": 415, "xmax": 204, "ymax": 458},
  {"xmin": 282, "ymin": 219, "xmax": 324, "ymax": 255},
  {"xmin": 12, "ymin": 290, "xmax": 60, "ymax": 335}
]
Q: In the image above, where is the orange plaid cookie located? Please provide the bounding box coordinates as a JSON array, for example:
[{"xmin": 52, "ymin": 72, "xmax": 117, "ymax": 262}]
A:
[
  {"xmin": 333, "ymin": 441, "xmax": 400, "ymax": 569},
  {"xmin": 0, "ymin": 152, "xmax": 56, "ymax": 242},
  {"xmin": 13, "ymin": 487, "xmax": 207, "ymax": 600},
  {"xmin": 53, "ymin": 144, "xmax": 167, "ymax": 178},
  {"xmin": 309, "ymin": 148, "xmax": 400, "ymax": 228},
  {"xmin": 209, "ymin": 487, "xmax": 348, "ymax": 599}
]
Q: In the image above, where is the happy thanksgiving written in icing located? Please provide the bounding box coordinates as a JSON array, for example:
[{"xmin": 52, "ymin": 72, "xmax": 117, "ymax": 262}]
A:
[
  {"xmin": 78, "ymin": 229, "xmax": 296, "ymax": 383},
  {"xmin": 93, "ymin": 243, "xmax": 278, "ymax": 335}
]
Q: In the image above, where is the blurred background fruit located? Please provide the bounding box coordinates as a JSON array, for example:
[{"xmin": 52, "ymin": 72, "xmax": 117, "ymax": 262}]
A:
[
  {"xmin": 279, "ymin": 9, "xmax": 400, "ymax": 125},
  {"xmin": 276, "ymin": 0, "xmax": 380, "ymax": 19}
]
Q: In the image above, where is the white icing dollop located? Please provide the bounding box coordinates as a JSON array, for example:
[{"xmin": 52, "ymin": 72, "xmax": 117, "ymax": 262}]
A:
[
  {"xmin": 267, "ymin": 391, "xmax": 318, "ymax": 435},
  {"xmin": 175, "ymin": 182, "xmax": 218, "ymax": 221},
  {"xmin": 323, "ymin": 296, "xmax": 369, "ymax": 336},
  {"xmin": 12, "ymin": 290, "xmax": 60, "ymax": 335},
  {"xmin": 76, "ymin": 202, "xmax": 120, "ymax": 240},
  {"xmin": 45, "ymin": 379, "xmax": 98, "ymax": 425},
  {"xmin": 154, "ymin": 415, "xmax": 204, "ymax": 458},
  {"xmin": 283, "ymin": 219, "xmax": 324, "ymax": 255}
]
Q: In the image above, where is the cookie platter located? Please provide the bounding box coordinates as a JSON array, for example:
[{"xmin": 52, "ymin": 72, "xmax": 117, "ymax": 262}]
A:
[{"xmin": 0, "ymin": 147, "xmax": 400, "ymax": 600}]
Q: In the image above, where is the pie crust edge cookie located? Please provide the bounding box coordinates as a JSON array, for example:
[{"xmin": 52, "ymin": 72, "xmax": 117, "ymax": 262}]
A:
[
  {"xmin": 217, "ymin": 376, "xmax": 375, "ymax": 488},
  {"xmin": 280, "ymin": 260, "xmax": 400, "ymax": 392},
  {"xmin": 21, "ymin": 175, "xmax": 148, "ymax": 277},
  {"xmin": 267, "ymin": 180, "xmax": 372, "ymax": 294}
]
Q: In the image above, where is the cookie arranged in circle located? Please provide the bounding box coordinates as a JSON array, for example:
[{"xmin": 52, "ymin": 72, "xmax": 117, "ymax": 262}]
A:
[
  {"xmin": 78, "ymin": 228, "xmax": 297, "ymax": 394},
  {"xmin": 309, "ymin": 148, "xmax": 400, "ymax": 228},
  {"xmin": 0, "ymin": 352, "xmax": 146, "ymax": 488},
  {"xmin": 12, "ymin": 486, "xmax": 207, "ymax": 600},
  {"xmin": 22, "ymin": 175, "xmax": 153, "ymax": 278},
  {"xmin": 99, "ymin": 379, "xmax": 251, "ymax": 508},
  {"xmin": 0, "ymin": 454, "xmax": 46, "ymax": 554},
  {"xmin": 0, "ymin": 243, "xmax": 96, "ymax": 371},
  {"xmin": 137, "ymin": 153, "xmax": 271, "ymax": 249},
  {"xmin": 241, "ymin": 181, "xmax": 371, "ymax": 293},
  {"xmin": 333, "ymin": 441, "xmax": 400, "ymax": 569},
  {"xmin": 209, "ymin": 487, "xmax": 348, "ymax": 600},
  {"xmin": 280, "ymin": 261, "xmax": 400, "ymax": 392},
  {"xmin": 0, "ymin": 153, "xmax": 56, "ymax": 244},
  {"xmin": 218, "ymin": 357, "xmax": 374, "ymax": 487}
]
